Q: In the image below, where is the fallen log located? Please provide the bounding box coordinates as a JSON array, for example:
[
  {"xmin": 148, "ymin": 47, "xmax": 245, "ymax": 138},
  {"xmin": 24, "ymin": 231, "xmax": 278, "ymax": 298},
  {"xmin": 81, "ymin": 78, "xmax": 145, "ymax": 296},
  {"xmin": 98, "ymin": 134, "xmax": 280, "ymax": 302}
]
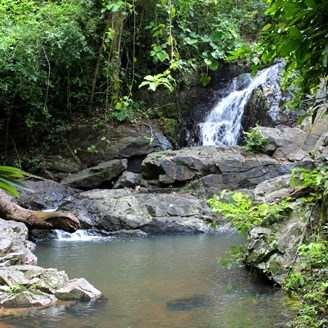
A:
[{"xmin": 0, "ymin": 196, "xmax": 80, "ymax": 232}]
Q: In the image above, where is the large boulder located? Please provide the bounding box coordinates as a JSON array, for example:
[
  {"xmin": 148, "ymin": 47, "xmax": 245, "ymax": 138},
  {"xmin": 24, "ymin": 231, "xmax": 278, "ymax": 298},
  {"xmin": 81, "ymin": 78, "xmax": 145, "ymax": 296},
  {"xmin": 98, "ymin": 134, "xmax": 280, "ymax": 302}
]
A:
[
  {"xmin": 256, "ymin": 126, "xmax": 313, "ymax": 166},
  {"xmin": 142, "ymin": 146, "xmax": 293, "ymax": 188},
  {"xmin": 27, "ymin": 123, "xmax": 172, "ymax": 180},
  {"xmin": 61, "ymin": 189, "xmax": 213, "ymax": 234},
  {"xmin": 63, "ymin": 123, "xmax": 172, "ymax": 167},
  {"xmin": 245, "ymin": 209, "xmax": 308, "ymax": 285},
  {"xmin": 61, "ymin": 159, "xmax": 127, "ymax": 189}
]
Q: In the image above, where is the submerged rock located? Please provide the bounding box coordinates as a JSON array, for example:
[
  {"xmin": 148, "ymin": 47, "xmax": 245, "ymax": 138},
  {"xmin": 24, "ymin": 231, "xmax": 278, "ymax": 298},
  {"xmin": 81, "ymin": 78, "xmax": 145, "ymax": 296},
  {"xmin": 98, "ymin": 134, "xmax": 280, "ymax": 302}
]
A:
[{"xmin": 166, "ymin": 294, "xmax": 214, "ymax": 311}]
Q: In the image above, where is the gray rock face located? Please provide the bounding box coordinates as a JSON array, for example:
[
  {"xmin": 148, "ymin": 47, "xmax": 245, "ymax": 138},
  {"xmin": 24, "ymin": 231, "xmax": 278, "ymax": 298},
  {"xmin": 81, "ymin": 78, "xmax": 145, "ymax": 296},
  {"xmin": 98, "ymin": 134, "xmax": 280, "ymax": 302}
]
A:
[
  {"xmin": 142, "ymin": 146, "xmax": 292, "ymax": 188},
  {"xmin": 18, "ymin": 180, "xmax": 77, "ymax": 210},
  {"xmin": 0, "ymin": 219, "xmax": 36, "ymax": 266},
  {"xmin": 114, "ymin": 171, "xmax": 142, "ymax": 189},
  {"xmin": 254, "ymin": 174, "xmax": 294, "ymax": 203},
  {"xmin": 65, "ymin": 124, "xmax": 172, "ymax": 167},
  {"xmin": 0, "ymin": 219, "xmax": 102, "ymax": 308},
  {"xmin": 245, "ymin": 207, "xmax": 308, "ymax": 285},
  {"xmin": 256, "ymin": 126, "xmax": 313, "ymax": 167},
  {"xmin": 61, "ymin": 189, "xmax": 213, "ymax": 233},
  {"xmin": 61, "ymin": 159, "xmax": 127, "ymax": 189}
]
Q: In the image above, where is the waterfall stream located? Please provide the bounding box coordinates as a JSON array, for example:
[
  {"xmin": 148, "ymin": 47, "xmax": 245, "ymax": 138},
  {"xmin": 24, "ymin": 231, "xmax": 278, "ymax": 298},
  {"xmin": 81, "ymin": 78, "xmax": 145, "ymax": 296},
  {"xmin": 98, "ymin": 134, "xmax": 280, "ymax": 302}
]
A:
[{"xmin": 199, "ymin": 62, "xmax": 283, "ymax": 146}]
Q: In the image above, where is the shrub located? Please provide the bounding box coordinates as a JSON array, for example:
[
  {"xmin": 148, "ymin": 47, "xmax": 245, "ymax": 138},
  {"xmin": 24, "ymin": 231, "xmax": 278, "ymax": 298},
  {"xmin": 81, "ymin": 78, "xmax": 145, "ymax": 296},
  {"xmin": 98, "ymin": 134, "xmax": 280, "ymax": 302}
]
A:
[{"xmin": 243, "ymin": 126, "xmax": 268, "ymax": 153}]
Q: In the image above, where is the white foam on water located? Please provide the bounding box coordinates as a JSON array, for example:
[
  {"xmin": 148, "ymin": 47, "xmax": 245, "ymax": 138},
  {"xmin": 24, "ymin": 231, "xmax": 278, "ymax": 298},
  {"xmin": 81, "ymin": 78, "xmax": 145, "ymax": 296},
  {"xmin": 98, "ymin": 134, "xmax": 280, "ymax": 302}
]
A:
[{"xmin": 54, "ymin": 229, "xmax": 112, "ymax": 242}]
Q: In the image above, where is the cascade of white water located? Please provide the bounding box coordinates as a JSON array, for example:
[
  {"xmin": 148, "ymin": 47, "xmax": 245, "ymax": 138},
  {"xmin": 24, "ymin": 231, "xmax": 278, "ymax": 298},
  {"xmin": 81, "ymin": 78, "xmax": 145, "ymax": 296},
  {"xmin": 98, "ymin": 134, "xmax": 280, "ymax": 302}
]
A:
[
  {"xmin": 199, "ymin": 62, "xmax": 283, "ymax": 146},
  {"xmin": 54, "ymin": 229, "xmax": 111, "ymax": 241}
]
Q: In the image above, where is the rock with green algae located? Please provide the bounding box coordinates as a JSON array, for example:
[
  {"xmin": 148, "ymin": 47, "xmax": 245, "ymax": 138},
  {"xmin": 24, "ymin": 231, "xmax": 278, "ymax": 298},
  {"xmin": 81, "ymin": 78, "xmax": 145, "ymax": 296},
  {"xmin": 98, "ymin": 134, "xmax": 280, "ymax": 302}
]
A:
[{"xmin": 245, "ymin": 208, "xmax": 308, "ymax": 285}]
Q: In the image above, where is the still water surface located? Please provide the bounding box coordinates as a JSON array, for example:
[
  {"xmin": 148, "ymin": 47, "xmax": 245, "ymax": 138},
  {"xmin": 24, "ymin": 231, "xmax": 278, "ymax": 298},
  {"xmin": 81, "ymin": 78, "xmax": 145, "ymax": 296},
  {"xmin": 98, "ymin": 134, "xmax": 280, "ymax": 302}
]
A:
[{"xmin": 3, "ymin": 233, "xmax": 293, "ymax": 328}]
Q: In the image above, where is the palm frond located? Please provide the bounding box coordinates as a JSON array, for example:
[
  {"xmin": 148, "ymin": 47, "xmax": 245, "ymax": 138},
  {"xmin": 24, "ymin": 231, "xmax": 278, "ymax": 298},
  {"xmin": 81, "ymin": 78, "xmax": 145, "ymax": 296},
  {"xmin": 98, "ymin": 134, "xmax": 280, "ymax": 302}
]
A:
[{"xmin": 0, "ymin": 166, "xmax": 29, "ymax": 197}]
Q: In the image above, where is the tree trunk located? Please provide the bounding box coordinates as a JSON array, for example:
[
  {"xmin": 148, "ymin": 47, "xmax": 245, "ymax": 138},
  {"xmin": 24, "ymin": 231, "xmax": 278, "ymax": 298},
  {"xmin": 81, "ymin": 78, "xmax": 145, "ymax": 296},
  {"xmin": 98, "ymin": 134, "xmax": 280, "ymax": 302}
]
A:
[{"xmin": 0, "ymin": 197, "xmax": 80, "ymax": 232}]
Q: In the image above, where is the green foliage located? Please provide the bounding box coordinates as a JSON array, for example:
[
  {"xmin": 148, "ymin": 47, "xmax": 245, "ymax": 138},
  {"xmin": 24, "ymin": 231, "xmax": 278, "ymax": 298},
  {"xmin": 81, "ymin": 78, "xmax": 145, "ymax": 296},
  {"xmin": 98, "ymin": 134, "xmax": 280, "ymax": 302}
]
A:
[
  {"xmin": 291, "ymin": 168, "xmax": 328, "ymax": 199},
  {"xmin": 0, "ymin": 166, "xmax": 27, "ymax": 197},
  {"xmin": 0, "ymin": 0, "xmax": 94, "ymax": 109},
  {"xmin": 208, "ymin": 191, "xmax": 291, "ymax": 234},
  {"xmin": 259, "ymin": 0, "xmax": 328, "ymax": 93},
  {"xmin": 243, "ymin": 126, "xmax": 269, "ymax": 153},
  {"xmin": 283, "ymin": 241, "xmax": 328, "ymax": 328}
]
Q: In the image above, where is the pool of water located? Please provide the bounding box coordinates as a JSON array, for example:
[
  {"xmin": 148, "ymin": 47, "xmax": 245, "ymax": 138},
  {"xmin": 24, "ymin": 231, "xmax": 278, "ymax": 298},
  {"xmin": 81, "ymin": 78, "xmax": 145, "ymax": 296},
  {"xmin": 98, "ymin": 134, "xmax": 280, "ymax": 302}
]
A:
[{"xmin": 2, "ymin": 233, "xmax": 294, "ymax": 328}]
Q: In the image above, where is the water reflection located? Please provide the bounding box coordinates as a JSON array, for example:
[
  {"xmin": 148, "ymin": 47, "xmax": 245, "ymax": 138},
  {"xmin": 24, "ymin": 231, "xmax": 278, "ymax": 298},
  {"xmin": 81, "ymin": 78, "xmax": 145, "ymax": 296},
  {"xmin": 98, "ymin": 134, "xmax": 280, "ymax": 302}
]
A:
[{"xmin": 2, "ymin": 233, "xmax": 294, "ymax": 328}]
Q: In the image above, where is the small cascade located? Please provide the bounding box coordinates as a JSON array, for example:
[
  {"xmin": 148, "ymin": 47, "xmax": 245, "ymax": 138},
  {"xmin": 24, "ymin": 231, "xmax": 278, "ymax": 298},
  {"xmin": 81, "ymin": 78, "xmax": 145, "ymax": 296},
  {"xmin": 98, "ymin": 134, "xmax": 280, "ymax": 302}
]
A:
[
  {"xmin": 54, "ymin": 229, "xmax": 112, "ymax": 241},
  {"xmin": 199, "ymin": 62, "xmax": 284, "ymax": 146}
]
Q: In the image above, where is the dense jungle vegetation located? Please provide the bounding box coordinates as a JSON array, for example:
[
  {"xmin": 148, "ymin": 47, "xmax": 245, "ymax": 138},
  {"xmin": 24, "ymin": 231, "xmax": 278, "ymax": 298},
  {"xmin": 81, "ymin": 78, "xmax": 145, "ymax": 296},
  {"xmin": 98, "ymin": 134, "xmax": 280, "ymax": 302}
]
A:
[
  {"xmin": 0, "ymin": 0, "xmax": 326, "ymax": 150},
  {"xmin": 0, "ymin": 1, "xmax": 327, "ymax": 327}
]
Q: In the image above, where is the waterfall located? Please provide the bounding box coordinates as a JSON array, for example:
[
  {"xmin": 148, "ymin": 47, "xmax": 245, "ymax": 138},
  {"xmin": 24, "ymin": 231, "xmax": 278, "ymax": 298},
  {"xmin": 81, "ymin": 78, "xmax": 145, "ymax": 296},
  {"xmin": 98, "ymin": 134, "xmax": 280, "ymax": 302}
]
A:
[
  {"xmin": 199, "ymin": 62, "xmax": 284, "ymax": 146},
  {"xmin": 54, "ymin": 229, "xmax": 112, "ymax": 241}
]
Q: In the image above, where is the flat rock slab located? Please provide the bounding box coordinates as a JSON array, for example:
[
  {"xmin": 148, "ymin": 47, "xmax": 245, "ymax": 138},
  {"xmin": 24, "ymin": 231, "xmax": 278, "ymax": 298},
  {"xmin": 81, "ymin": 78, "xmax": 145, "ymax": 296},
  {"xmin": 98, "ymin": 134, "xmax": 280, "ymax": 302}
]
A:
[
  {"xmin": 142, "ymin": 146, "xmax": 293, "ymax": 188},
  {"xmin": 61, "ymin": 189, "xmax": 214, "ymax": 233}
]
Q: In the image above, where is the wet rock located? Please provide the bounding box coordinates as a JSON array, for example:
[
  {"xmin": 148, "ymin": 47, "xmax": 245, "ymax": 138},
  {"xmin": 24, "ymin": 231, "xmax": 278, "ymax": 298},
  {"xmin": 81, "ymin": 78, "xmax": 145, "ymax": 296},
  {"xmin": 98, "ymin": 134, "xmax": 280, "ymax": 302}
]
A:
[
  {"xmin": 55, "ymin": 278, "xmax": 102, "ymax": 301},
  {"xmin": 142, "ymin": 146, "xmax": 292, "ymax": 188},
  {"xmin": 103, "ymin": 229, "xmax": 148, "ymax": 238},
  {"xmin": 61, "ymin": 159, "xmax": 127, "ymax": 189},
  {"xmin": 61, "ymin": 189, "xmax": 213, "ymax": 233},
  {"xmin": 114, "ymin": 171, "xmax": 142, "ymax": 189}
]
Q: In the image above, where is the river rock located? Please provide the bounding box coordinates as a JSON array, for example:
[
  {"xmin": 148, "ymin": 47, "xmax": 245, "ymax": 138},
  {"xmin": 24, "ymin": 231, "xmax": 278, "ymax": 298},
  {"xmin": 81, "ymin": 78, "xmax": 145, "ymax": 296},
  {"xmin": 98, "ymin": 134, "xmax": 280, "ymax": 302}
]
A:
[
  {"xmin": 61, "ymin": 159, "xmax": 127, "ymax": 189},
  {"xmin": 0, "ymin": 265, "xmax": 102, "ymax": 307},
  {"xmin": 55, "ymin": 278, "xmax": 102, "ymax": 301},
  {"xmin": 61, "ymin": 189, "xmax": 213, "ymax": 233},
  {"xmin": 0, "ymin": 219, "xmax": 36, "ymax": 266},
  {"xmin": 142, "ymin": 146, "xmax": 292, "ymax": 188},
  {"xmin": 0, "ymin": 219, "xmax": 103, "ymax": 308}
]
